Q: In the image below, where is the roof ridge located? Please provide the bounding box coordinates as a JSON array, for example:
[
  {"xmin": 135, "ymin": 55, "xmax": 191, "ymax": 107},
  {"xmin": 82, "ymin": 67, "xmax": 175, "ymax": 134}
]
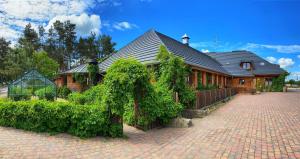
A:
[{"xmin": 154, "ymin": 31, "xmax": 226, "ymax": 69}]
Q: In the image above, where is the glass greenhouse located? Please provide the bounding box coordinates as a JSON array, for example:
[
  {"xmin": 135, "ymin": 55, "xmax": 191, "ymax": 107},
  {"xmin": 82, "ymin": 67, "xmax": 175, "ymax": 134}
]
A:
[{"xmin": 8, "ymin": 70, "xmax": 56, "ymax": 100}]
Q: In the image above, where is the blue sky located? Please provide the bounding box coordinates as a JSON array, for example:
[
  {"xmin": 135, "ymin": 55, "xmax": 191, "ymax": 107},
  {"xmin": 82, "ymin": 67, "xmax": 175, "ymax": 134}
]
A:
[{"xmin": 0, "ymin": 0, "xmax": 300, "ymax": 80}]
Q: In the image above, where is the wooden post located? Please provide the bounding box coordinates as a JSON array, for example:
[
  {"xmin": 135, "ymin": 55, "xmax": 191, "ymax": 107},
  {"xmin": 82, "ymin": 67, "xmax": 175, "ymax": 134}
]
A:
[
  {"xmin": 134, "ymin": 99, "xmax": 139, "ymax": 127},
  {"xmin": 216, "ymin": 75, "xmax": 219, "ymax": 87},
  {"xmin": 194, "ymin": 70, "xmax": 198, "ymax": 88},
  {"xmin": 175, "ymin": 92, "xmax": 179, "ymax": 103},
  {"xmin": 221, "ymin": 76, "xmax": 224, "ymax": 88}
]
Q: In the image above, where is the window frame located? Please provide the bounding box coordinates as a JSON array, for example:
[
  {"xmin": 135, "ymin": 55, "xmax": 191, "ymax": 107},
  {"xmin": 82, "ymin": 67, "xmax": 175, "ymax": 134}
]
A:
[{"xmin": 239, "ymin": 78, "xmax": 245, "ymax": 85}]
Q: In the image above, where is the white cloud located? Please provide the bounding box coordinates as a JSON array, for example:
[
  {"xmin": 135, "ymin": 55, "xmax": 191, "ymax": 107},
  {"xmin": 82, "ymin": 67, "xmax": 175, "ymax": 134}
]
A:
[
  {"xmin": 113, "ymin": 22, "xmax": 138, "ymax": 31},
  {"xmin": 277, "ymin": 58, "xmax": 295, "ymax": 68},
  {"xmin": 46, "ymin": 13, "xmax": 101, "ymax": 37},
  {"xmin": 245, "ymin": 43, "xmax": 300, "ymax": 54},
  {"xmin": 201, "ymin": 49, "xmax": 210, "ymax": 53},
  {"xmin": 0, "ymin": 0, "xmax": 101, "ymax": 41},
  {"xmin": 266, "ymin": 56, "xmax": 277, "ymax": 64},
  {"xmin": 0, "ymin": 25, "xmax": 20, "ymax": 41}
]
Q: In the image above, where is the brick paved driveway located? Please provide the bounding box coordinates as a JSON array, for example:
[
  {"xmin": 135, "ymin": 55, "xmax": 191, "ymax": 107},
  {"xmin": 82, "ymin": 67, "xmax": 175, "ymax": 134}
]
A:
[{"xmin": 0, "ymin": 92, "xmax": 300, "ymax": 159}]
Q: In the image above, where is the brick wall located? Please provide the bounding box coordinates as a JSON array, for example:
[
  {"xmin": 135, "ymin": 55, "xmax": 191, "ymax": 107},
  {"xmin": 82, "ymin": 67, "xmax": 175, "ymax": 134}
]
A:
[
  {"xmin": 55, "ymin": 77, "xmax": 64, "ymax": 87},
  {"xmin": 66, "ymin": 74, "xmax": 83, "ymax": 92}
]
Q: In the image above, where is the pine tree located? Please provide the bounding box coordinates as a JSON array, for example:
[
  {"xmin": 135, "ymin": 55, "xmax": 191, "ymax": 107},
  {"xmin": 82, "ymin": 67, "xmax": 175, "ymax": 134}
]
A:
[
  {"xmin": 98, "ymin": 34, "xmax": 116, "ymax": 59},
  {"xmin": 0, "ymin": 38, "xmax": 10, "ymax": 68},
  {"xmin": 18, "ymin": 23, "xmax": 40, "ymax": 55},
  {"xmin": 77, "ymin": 32, "xmax": 99, "ymax": 61}
]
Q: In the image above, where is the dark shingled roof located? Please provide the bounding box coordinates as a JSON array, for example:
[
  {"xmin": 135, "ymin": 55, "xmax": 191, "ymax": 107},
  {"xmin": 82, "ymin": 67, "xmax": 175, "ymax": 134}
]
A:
[
  {"xmin": 63, "ymin": 30, "xmax": 285, "ymax": 77},
  {"xmin": 99, "ymin": 29, "xmax": 228, "ymax": 74},
  {"xmin": 206, "ymin": 51, "xmax": 286, "ymax": 77},
  {"xmin": 63, "ymin": 64, "xmax": 88, "ymax": 74}
]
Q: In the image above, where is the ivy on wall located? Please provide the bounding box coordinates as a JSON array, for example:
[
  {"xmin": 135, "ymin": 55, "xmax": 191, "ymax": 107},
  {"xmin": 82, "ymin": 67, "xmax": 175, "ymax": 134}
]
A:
[
  {"xmin": 156, "ymin": 45, "xmax": 195, "ymax": 108},
  {"xmin": 271, "ymin": 72, "xmax": 288, "ymax": 92}
]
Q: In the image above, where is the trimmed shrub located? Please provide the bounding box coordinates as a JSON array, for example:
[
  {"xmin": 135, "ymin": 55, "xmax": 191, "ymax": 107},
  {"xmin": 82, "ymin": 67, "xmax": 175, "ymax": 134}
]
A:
[
  {"xmin": 57, "ymin": 86, "xmax": 71, "ymax": 99},
  {"xmin": 68, "ymin": 84, "xmax": 104, "ymax": 105},
  {"xmin": 0, "ymin": 100, "xmax": 122, "ymax": 138},
  {"xmin": 35, "ymin": 86, "xmax": 56, "ymax": 101}
]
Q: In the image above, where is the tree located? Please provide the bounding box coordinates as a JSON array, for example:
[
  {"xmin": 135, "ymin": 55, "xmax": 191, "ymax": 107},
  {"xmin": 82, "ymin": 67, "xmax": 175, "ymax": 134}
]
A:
[
  {"xmin": 98, "ymin": 34, "xmax": 116, "ymax": 59},
  {"xmin": 18, "ymin": 23, "xmax": 40, "ymax": 55},
  {"xmin": 38, "ymin": 25, "xmax": 46, "ymax": 48},
  {"xmin": 53, "ymin": 20, "xmax": 77, "ymax": 70},
  {"xmin": 0, "ymin": 37, "xmax": 11, "ymax": 67},
  {"xmin": 287, "ymin": 79, "xmax": 296, "ymax": 85},
  {"xmin": 77, "ymin": 32, "xmax": 99, "ymax": 61},
  {"xmin": 33, "ymin": 51, "xmax": 59, "ymax": 79},
  {"xmin": 0, "ymin": 48, "xmax": 30, "ymax": 83}
]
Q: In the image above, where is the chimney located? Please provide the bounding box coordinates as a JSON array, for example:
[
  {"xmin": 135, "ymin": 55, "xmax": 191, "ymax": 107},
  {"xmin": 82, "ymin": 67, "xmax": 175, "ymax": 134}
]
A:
[{"xmin": 182, "ymin": 33, "xmax": 190, "ymax": 45}]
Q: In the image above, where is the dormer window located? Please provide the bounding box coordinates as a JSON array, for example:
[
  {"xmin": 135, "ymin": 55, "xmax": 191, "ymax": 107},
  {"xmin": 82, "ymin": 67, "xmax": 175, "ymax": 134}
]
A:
[{"xmin": 241, "ymin": 62, "xmax": 251, "ymax": 70}]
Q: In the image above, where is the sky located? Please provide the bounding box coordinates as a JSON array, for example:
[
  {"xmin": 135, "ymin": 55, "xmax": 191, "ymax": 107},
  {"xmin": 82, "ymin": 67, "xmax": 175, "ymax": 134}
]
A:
[{"xmin": 0, "ymin": 0, "xmax": 300, "ymax": 80}]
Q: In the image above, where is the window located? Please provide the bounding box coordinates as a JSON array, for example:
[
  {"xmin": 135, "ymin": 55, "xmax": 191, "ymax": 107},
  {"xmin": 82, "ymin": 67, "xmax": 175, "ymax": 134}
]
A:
[
  {"xmin": 242, "ymin": 62, "xmax": 251, "ymax": 70},
  {"xmin": 239, "ymin": 79, "xmax": 245, "ymax": 85},
  {"xmin": 265, "ymin": 78, "xmax": 273, "ymax": 86}
]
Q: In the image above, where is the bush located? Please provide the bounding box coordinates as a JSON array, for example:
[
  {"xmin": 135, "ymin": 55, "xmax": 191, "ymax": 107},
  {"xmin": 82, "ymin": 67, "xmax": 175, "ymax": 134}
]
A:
[
  {"xmin": 57, "ymin": 86, "xmax": 71, "ymax": 99},
  {"xmin": 102, "ymin": 58, "xmax": 158, "ymax": 130},
  {"xmin": 179, "ymin": 86, "xmax": 196, "ymax": 108},
  {"xmin": 271, "ymin": 73, "xmax": 288, "ymax": 92},
  {"xmin": 9, "ymin": 87, "xmax": 31, "ymax": 101},
  {"xmin": 0, "ymin": 100, "xmax": 122, "ymax": 138},
  {"xmin": 35, "ymin": 86, "xmax": 56, "ymax": 101},
  {"xmin": 68, "ymin": 92, "xmax": 86, "ymax": 105},
  {"xmin": 68, "ymin": 84, "xmax": 104, "ymax": 105},
  {"xmin": 154, "ymin": 84, "xmax": 183, "ymax": 125},
  {"xmin": 102, "ymin": 58, "xmax": 184, "ymax": 130}
]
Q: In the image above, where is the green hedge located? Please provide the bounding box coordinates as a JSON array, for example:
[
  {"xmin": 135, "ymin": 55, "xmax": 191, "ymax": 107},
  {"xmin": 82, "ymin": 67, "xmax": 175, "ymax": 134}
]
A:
[
  {"xmin": 68, "ymin": 84, "xmax": 104, "ymax": 105},
  {"xmin": 0, "ymin": 100, "xmax": 122, "ymax": 138}
]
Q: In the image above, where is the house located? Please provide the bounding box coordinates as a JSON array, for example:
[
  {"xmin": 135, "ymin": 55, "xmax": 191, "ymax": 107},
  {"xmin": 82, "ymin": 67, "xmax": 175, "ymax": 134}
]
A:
[
  {"xmin": 56, "ymin": 29, "xmax": 285, "ymax": 92},
  {"xmin": 206, "ymin": 51, "xmax": 285, "ymax": 92}
]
